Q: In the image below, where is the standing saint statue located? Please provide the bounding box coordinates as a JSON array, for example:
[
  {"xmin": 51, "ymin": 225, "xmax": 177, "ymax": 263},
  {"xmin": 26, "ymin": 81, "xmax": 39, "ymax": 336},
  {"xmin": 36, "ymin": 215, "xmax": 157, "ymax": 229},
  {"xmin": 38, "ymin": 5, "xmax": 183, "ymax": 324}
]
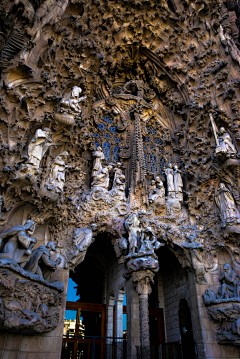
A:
[
  {"xmin": 173, "ymin": 164, "xmax": 183, "ymax": 202},
  {"xmin": 125, "ymin": 213, "xmax": 141, "ymax": 256},
  {"xmin": 28, "ymin": 128, "xmax": 54, "ymax": 168},
  {"xmin": 165, "ymin": 163, "xmax": 174, "ymax": 196},
  {"xmin": 215, "ymin": 183, "xmax": 240, "ymax": 224},
  {"xmin": 92, "ymin": 146, "xmax": 105, "ymax": 179},
  {"xmin": 47, "ymin": 151, "xmax": 69, "ymax": 193}
]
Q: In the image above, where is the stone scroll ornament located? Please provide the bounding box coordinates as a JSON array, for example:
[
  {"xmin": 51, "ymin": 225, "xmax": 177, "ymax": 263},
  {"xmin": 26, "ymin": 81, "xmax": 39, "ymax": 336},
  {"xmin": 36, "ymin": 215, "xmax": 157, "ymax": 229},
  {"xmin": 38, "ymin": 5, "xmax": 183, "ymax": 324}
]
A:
[
  {"xmin": 203, "ymin": 263, "xmax": 240, "ymax": 345},
  {"xmin": 124, "ymin": 213, "xmax": 163, "ymax": 357},
  {"xmin": 0, "ymin": 221, "xmax": 63, "ymax": 334}
]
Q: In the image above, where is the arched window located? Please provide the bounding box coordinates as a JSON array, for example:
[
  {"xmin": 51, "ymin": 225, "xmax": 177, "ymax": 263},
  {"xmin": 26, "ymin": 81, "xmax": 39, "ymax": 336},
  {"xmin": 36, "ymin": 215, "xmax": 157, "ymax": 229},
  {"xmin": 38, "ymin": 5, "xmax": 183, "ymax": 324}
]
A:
[
  {"xmin": 94, "ymin": 115, "xmax": 121, "ymax": 162},
  {"xmin": 103, "ymin": 142, "xmax": 110, "ymax": 161},
  {"xmin": 143, "ymin": 124, "xmax": 165, "ymax": 174}
]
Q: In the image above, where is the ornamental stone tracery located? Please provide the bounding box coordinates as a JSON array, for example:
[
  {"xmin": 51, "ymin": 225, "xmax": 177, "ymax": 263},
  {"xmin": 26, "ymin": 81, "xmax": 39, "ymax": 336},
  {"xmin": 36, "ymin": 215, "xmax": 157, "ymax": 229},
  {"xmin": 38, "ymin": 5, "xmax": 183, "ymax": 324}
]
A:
[{"xmin": 1, "ymin": 0, "xmax": 240, "ymax": 356}]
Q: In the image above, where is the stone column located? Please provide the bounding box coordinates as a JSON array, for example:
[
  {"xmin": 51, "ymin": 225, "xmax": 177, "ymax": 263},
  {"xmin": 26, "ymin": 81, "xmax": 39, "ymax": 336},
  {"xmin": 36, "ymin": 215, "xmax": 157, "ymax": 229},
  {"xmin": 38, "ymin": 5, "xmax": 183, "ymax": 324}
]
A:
[
  {"xmin": 132, "ymin": 270, "xmax": 154, "ymax": 359},
  {"xmin": 115, "ymin": 289, "xmax": 125, "ymax": 359},
  {"xmin": 126, "ymin": 277, "xmax": 140, "ymax": 359},
  {"xmin": 106, "ymin": 296, "xmax": 115, "ymax": 359}
]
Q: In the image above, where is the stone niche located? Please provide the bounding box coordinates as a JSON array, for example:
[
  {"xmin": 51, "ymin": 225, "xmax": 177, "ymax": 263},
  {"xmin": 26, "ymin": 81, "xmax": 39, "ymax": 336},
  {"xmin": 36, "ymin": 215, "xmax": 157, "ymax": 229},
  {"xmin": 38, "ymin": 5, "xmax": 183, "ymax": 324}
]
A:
[{"xmin": 0, "ymin": 259, "xmax": 63, "ymax": 335}]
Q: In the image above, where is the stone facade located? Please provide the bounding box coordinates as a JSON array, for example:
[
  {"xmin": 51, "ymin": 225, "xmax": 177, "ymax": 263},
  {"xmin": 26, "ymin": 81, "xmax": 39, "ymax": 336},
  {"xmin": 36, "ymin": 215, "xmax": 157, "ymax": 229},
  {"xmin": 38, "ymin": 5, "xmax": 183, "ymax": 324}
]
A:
[{"xmin": 1, "ymin": 0, "xmax": 240, "ymax": 358}]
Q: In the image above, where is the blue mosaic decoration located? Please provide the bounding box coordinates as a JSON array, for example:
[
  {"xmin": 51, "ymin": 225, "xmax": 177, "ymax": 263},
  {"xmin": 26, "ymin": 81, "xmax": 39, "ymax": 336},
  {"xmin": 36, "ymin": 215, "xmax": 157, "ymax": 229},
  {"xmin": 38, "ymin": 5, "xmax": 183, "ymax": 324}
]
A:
[
  {"xmin": 150, "ymin": 153, "xmax": 158, "ymax": 172},
  {"xmin": 113, "ymin": 146, "xmax": 119, "ymax": 162},
  {"xmin": 95, "ymin": 141, "xmax": 100, "ymax": 148},
  {"xmin": 103, "ymin": 116, "xmax": 113, "ymax": 124},
  {"xmin": 109, "ymin": 126, "xmax": 117, "ymax": 134},
  {"xmin": 104, "ymin": 133, "xmax": 111, "ymax": 139},
  {"xmin": 94, "ymin": 133, "xmax": 100, "ymax": 138},
  {"xmin": 97, "ymin": 122, "xmax": 106, "ymax": 131},
  {"xmin": 103, "ymin": 142, "xmax": 110, "ymax": 161}
]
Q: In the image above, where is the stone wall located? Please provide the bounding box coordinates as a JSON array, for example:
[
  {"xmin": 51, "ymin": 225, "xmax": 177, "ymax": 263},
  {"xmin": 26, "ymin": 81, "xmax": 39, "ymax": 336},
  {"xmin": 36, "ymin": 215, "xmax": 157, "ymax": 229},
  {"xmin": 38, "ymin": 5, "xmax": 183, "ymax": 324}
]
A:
[{"xmin": 162, "ymin": 262, "xmax": 191, "ymax": 343}]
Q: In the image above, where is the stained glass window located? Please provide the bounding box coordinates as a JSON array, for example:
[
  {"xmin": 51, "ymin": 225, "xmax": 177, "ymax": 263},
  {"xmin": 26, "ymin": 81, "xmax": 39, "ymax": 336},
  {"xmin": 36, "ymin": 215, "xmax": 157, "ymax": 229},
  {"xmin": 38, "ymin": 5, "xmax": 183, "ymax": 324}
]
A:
[
  {"xmin": 104, "ymin": 133, "xmax": 111, "ymax": 139},
  {"xmin": 146, "ymin": 125, "xmax": 156, "ymax": 135},
  {"xmin": 150, "ymin": 153, "xmax": 158, "ymax": 172},
  {"xmin": 143, "ymin": 123, "xmax": 165, "ymax": 174},
  {"xmin": 97, "ymin": 123, "xmax": 106, "ymax": 131},
  {"xmin": 113, "ymin": 146, "xmax": 119, "ymax": 162},
  {"xmin": 109, "ymin": 126, "xmax": 116, "ymax": 134},
  {"xmin": 95, "ymin": 141, "xmax": 100, "ymax": 148},
  {"xmin": 103, "ymin": 116, "xmax": 113, "ymax": 124},
  {"xmin": 103, "ymin": 142, "xmax": 110, "ymax": 161}
]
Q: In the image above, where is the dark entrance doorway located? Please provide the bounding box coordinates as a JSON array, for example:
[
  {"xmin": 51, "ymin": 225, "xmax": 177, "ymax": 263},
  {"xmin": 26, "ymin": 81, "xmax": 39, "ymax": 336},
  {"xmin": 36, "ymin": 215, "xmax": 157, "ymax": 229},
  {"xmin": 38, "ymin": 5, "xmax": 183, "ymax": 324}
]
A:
[{"xmin": 178, "ymin": 299, "xmax": 196, "ymax": 359}]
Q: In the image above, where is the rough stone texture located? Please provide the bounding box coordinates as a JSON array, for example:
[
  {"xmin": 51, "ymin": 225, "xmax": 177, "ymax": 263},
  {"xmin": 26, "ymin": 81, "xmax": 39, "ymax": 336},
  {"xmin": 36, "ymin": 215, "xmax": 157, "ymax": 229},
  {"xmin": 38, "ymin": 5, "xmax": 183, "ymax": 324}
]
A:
[{"xmin": 1, "ymin": 0, "xmax": 240, "ymax": 356}]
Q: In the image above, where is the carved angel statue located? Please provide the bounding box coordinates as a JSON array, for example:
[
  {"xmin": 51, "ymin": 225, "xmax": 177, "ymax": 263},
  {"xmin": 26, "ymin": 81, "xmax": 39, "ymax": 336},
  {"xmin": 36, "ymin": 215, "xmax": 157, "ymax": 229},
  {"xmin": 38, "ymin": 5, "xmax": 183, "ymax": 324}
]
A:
[
  {"xmin": 46, "ymin": 151, "xmax": 69, "ymax": 193},
  {"xmin": 91, "ymin": 165, "xmax": 112, "ymax": 191},
  {"xmin": 24, "ymin": 241, "xmax": 61, "ymax": 281},
  {"xmin": 27, "ymin": 128, "xmax": 54, "ymax": 168},
  {"xmin": 215, "ymin": 183, "xmax": 240, "ymax": 225},
  {"xmin": 218, "ymin": 263, "xmax": 240, "ymax": 299},
  {"xmin": 0, "ymin": 220, "xmax": 37, "ymax": 267},
  {"xmin": 92, "ymin": 146, "xmax": 105, "ymax": 179},
  {"xmin": 67, "ymin": 227, "xmax": 95, "ymax": 269},
  {"xmin": 164, "ymin": 163, "xmax": 174, "ymax": 196},
  {"xmin": 60, "ymin": 86, "xmax": 86, "ymax": 116},
  {"xmin": 125, "ymin": 213, "xmax": 141, "ymax": 256}
]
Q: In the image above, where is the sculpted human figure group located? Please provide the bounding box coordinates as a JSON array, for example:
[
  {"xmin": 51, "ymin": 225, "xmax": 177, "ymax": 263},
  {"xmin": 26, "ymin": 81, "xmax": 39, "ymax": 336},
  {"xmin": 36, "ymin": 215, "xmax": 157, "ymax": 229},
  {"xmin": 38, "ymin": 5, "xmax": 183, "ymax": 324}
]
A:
[{"xmin": 0, "ymin": 221, "xmax": 61, "ymax": 281}]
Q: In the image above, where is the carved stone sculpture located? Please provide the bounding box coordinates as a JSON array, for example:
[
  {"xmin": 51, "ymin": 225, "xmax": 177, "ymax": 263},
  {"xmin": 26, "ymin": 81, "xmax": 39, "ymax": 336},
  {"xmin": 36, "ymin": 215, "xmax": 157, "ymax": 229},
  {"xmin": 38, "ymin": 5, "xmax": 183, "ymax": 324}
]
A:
[
  {"xmin": 215, "ymin": 183, "xmax": 240, "ymax": 226},
  {"xmin": 125, "ymin": 213, "xmax": 141, "ymax": 256},
  {"xmin": 24, "ymin": 241, "xmax": 61, "ymax": 281},
  {"xmin": 173, "ymin": 164, "xmax": 183, "ymax": 202},
  {"xmin": 0, "ymin": 265, "xmax": 63, "ymax": 334},
  {"xmin": 218, "ymin": 264, "xmax": 240, "ymax": 299},
  {"xmin": 139, "ymin": 227, "xmax": 162, "ymax": 255},
  {"xmin": 177, "ymin": 235, "xmax": 207, "ymax": 284},
  {"xmin": 46, "ymin": 151, "xmax": 69, "ymax": 193},
  {"xmin": 92, "ymin": 146, "xmax": 105, "ymax": 179},
  {"xmin": 27, "ymin": 0, "xmax": 69, "ymax": 43},
  {"xmin": 216, "ymin": 127, "xmax": 237, "ymax": 159},
  {"xmin": 0, "ymin": 221, "xmax": 37, "ymax": 267},
  {"xmin": 67, "ymin": 227, "xmax": 94, "ymax": 269},
  {"xmin": 165, "ymin": 163, "xmax": 174, "ymax": 196},
  {"xmin": 60, "ymin": 86, "xmax": 86, "ymax": 116},
  {"xmin": 27, "ymin": 128, "xmax": 54, "ymax": 169},
  {"xmin": 91, "ymin": 165, "xmax": 113, "ymax": 191}
]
